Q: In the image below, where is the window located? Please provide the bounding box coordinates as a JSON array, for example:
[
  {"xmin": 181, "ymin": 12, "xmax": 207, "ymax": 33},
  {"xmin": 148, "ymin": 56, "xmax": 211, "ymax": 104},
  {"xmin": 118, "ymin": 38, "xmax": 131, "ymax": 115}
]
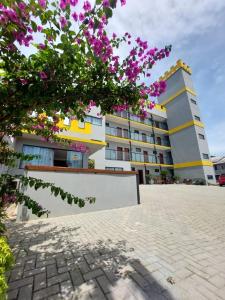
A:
[
  {"xmin": 191, "ymin": 98, "xmax": 197, "ymax": 105},
  {"xmin": 85, "ymin": 116, "xmax": 102, "ymax": 126},
  {"xmin": 194, "ymin": 115, "xmax": 201, "ymax": 121},
  {"xmin": 20, "ymin": 145, "xmax": 54, "ymax": 168},
  {"xmin": 106, "ymin": 122, "xmax": 109, "ymax": 127},
  {"xmin": 105, "ymin": 167, "xmax": 124, "ymax": 171},
  {"xmin": 78, "ymin": 120, "xmax": 85, "ymax": 129},
  {"xmin": 20, "ymin": 145, "xmax": 83, "ymax": 168},
  {"xmin": 136, "ymin": 148, "xmax": 141, "ymax": 152},
  {"xmin": 207, "ymin": 175, "xmax": 214, "ymax": 180},
  {"xmin": 106, "ymin": 142, "xmax": 109, "ymax": 148},
  {"xmin": 198, "ymin": 134, "xmax": 205, "ymax": 140},
  {"xmin": 155, "ymin": 169, "xmax": 159, "ymax": 173},
  {"xmin": 203, "ymin": 153, "xmax": 209, "ymax": 159}
]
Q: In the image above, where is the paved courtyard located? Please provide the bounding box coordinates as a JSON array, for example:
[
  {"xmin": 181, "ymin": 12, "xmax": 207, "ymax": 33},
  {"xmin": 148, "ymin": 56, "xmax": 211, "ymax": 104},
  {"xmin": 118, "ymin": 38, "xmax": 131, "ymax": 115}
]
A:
[{"xmin": 7, "ymin": 185, "xmax": 225, "ymax": 300}]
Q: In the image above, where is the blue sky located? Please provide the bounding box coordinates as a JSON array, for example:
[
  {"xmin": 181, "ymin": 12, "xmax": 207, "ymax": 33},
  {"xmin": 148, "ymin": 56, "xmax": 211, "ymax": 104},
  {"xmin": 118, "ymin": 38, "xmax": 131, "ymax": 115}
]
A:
[{"xmin": 108, "ymin": 0, "xmax": 225, "ymax": 156}]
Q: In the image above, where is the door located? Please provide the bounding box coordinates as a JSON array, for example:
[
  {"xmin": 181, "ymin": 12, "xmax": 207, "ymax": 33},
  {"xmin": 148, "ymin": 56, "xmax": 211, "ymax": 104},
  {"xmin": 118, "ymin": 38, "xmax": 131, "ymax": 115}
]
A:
[
  {"xmin": 124, "ymin": 148, "xmax": 130, "ymax": 161},
  {"xmin": 117, "ymin": 127, "xmax": 122, "ymax": 137},
  {"xmin": 159, "ymin": 153, "xmax": 164, "ymax": 164},
  {"xmin": 117, "ymin": 147, "xmax": 123, "ymax": 160},
  {"xmin": 142, "ymin": 133, "xmax": 147, "ymax": 142},
  {"xmin": 157, "ymin": 136, "xmax": 161, "ymax": 145},
  {"xmin": 123, "ymin": 128, "xmax": 129, "ymax": 139},
  {"xmin": 143, "ymin": 151, "xmax": 149, "ymax": 163},
  {"xmin": 138, "ymin": 170, "xmax": 144, "ymax": 184}
]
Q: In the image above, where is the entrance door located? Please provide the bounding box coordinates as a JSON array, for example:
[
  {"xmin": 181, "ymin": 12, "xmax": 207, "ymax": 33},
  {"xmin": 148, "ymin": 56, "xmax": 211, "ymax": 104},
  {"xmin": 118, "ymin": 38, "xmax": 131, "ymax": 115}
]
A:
[
  {"xmin": 157, "ymin": 136, "xmax": 162, "ymax": 145},
  {"xmin": 117, "ymin": 127, "xmax": 122, "ymax": 137},
  {"xmin": 138, "ymin": 170, "xmax": 144, "ymax": 184},
  {"xmin": 124, "ymin": 148, "xmax": 130, "ymax": 161},
  {"xmin": 142, "ymin": 133, "xmax": 147, "ymax": 142},
  {"xmin": 117, "ymin": 147, "xmax": 123, "ymax": 160},
  {"xmin": 123, "ymin": 128, "xmax": 129, "ymax": 139},
  {"xmin": 143, "ymin": 151, "xmax": 149, "ymax": 163},
  {"xmin": 159, "ymin": 153, "xmax": 164, "ymax": 164}
]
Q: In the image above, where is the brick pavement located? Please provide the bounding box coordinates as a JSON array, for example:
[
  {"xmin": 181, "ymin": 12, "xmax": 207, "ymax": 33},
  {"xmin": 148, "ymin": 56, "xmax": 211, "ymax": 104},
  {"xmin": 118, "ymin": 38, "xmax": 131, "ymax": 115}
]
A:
[{"xmin": 6, "ymin": 185, "xmax": 225, "ymax": 299}]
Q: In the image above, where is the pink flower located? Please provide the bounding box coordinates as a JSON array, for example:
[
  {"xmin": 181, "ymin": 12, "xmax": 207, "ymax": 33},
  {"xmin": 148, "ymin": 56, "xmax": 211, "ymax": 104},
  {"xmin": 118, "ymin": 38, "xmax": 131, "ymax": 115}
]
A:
[
  {"xmin": 79, "ymin": 13, "xmax": 85, "ymax": 21},
  {"xmin": 37, "ymin": 25, "xmax": 43, "ymax": 32},
  {"xmin": 103, "ymin": 0, "xmax": 110, "ymax": 7},
  {"xmin": 20, "ymin": 78, "xmax": 28, "ymax": 85},
  {"xmin": 18, "ymin": 2, "xmax": 26, "ymax": 10},
  {"xmin": 83, "ymin": 1, "xmax": 91, "ymax": 12},
  {"xmin": 70, "ymin": 0, "xmax": 78, "ymax": 6},
  {"xmin": 120, "ymin": 0, "xmax": 126, "ymax": 6},
  {"xmin": 39, "ymin": 71, "xmax": 47, "ymax": 79},
  {"xmin": 72, "ymin": 12, "xmax": 78, "ymax": 21},
  {"xmin": 38, "ymin": 43, "xmax": 46, "ymax": 50},
  {"xmin": 38, "ymin": 0, "xmax": 46, "ymax": 8},
  {"xmin": 60, "ymin": 0, "xmax": 67, "ymax": 10},
  {"xmin": 60, "ymin": 16, "xmax": 67, "ymax": 28}
]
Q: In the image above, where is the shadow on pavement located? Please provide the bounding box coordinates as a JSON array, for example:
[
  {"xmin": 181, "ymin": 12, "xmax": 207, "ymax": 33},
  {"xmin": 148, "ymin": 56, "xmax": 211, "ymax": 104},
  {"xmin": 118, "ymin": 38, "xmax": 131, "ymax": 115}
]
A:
[{"xmin": 6, "ymin": 219, "xmax": 174, "ymax": 300}]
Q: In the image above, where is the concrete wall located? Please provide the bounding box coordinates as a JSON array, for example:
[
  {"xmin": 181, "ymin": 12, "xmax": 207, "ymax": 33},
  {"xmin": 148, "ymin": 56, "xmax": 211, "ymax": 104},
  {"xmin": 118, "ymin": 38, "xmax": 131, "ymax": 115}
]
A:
[{"xmin": 17, "ymin": 169, "xmax": 138, "ymax": 221}]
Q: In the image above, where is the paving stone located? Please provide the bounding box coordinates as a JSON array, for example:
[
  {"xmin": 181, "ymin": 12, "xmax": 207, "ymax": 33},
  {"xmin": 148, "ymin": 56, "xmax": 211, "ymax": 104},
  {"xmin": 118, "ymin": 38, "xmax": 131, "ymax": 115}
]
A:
[
  {"xmin": 7, "ymin": 288, "xmax": 19, "ymax": 300},
  {"xmin": 36, "ymin": 258, "xmax": 55, "ymax": 268},
  {"xmin": 96, "ymin": 275, "xmax": 112, "ymax": 294},
  {"xmin": 9, "ymin": 267, "xmax": 24, "ymax": 282},
  {"xmin": 34, "ymin": 272, "xmax": 47, "ymax": 291},
  {"xmin": 18, "ymin": 284, "xmax": 32, "ymax": 300},
  {"xmin": 23, "ymin": 267, "xmax": 46, "ymax": 278},
  {"xmin": 47, "ymin": 264, "xmax": 58, "ymax": 278},
  {"xmin": 83, "ymin": 269, "xmax": 104, "ymax": 281},
  {"xmin": 70, "ymin": 269, "xmax": 84, "ymax": 286},
  {"xmin": 208, "ymin": 274, "xmax": 225, "ymax": 289},
  {"xmin": 33, "ymin": 284, "xmax": 60, "ymax": 300},
  {"xmin": 8, "ymin": 276, "xmax": 33, "ymax": 290},
  {"xmin": 48, "ymin": 272, "xmax": 70, "ymax": 286}
]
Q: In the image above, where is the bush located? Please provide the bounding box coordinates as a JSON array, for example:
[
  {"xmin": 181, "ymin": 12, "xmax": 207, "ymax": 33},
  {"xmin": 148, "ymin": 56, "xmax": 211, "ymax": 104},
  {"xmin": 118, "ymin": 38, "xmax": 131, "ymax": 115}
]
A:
[{"xmin": 0, "ymin": 236, "xmax": 14, "ymax": 298}]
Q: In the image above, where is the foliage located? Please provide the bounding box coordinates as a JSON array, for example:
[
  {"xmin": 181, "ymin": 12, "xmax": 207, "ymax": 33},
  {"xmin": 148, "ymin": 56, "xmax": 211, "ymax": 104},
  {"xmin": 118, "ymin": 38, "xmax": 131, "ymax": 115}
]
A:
[
  {"xmin": 88, "ymin": 159, "xmax": 95, "ymax": 169},
  {"xmin": 0, "ymin": 0, "xmax": 171, "ymax": 218},
  {"xmin": 0, "ymin": 236, "xmax": 14, "ymax": 298}
]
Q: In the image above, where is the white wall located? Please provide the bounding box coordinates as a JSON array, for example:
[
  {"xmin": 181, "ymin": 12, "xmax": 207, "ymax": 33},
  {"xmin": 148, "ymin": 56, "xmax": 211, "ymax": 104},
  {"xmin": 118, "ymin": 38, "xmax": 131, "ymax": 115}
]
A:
[{"xmin": 17, "ymin": 169, "xmax": 138, "ymax": 220}]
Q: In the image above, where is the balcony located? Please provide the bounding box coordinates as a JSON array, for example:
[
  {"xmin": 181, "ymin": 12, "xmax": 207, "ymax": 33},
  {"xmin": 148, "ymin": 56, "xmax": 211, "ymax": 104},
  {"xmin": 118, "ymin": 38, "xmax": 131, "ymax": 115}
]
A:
[
  {"xmin": 105, "ymin": 149, "xmax": 173, "ymax": 165},
  {"xmin": 106, "ymin": 126, "xmax": 170, "ymax": 147},
  {"xmin": 113, "ymin": 111, "xmax": 168, "ymax": 131}
]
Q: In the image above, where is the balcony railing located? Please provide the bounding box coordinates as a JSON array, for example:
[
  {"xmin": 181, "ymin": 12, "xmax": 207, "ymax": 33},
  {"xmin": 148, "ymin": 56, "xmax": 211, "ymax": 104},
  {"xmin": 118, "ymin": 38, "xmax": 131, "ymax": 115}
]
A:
[
  {"xmin": 113, "ymin": 111, "xmax": 168, "ymax": 130},
  {"xmin": 106, "ymin": 126, "xmax": 170, "ymax": 147},
  {"xmin": 105, "ymin": 149, "xmax": 173, "ymax": 165}
]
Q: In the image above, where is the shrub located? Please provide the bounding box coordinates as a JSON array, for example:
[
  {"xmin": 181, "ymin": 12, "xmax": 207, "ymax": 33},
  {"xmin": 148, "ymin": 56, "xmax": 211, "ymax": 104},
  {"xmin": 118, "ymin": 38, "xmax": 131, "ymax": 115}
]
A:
[{"xmin": 0, "ymin": 236, "xmax": 14, "ymax": 298}]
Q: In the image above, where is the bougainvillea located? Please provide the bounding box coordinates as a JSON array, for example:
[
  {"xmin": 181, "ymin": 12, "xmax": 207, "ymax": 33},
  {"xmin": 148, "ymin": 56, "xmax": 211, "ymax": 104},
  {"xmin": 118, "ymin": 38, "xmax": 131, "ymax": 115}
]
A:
[{"xmin": 0, "ymin": 0, "xmax": 171, "ymax": 220}]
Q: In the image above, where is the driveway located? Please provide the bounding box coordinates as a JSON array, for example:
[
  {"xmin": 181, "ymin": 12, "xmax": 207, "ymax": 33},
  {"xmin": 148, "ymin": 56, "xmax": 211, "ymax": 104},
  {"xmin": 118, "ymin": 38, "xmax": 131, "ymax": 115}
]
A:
[{"xmin": 7, "ymin": 185, "xmax": 225, "ymax": 300}]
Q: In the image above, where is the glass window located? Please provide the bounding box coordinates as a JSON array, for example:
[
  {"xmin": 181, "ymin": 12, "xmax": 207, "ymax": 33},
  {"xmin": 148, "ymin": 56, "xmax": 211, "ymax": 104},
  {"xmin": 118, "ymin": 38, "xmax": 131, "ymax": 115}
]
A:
[
  {"xmin": 136, "ymin": 148, "xmax": 141, "ymax": 152},
  {"xmin": 203, "ymin": 153, "xmax": 209, "ymax": 159},
  {"xmin": 198, "ymin": 134, "xmax": 205, "ymax": 140},
  {"xmin": 67, "ymin": 151, "xmax": 83, "ymax": 168},
  {"xmin": 105, "ymin": 167, "xmax": 123, "ymax": 171},
  {"xmin": 207, "ymin": 175, "xmax": 214, "ymax": 180},
  {"xmin": 21, "ymin": 145, "xmax": 54, "ymax": 168},
  {"xmin": 194, "ymin": 115, "xmax": 201, "ymax": 121},
  {"xmin": 155, "ymin": 169, "xmax": 159, "ymax": 172},
  {"xmin": 85, "ymin": 116, "xmax": 102, "ymax": 126},
  {"xmin": 191, "ymin": 99, "xmax": 197, "ymax": 105}
]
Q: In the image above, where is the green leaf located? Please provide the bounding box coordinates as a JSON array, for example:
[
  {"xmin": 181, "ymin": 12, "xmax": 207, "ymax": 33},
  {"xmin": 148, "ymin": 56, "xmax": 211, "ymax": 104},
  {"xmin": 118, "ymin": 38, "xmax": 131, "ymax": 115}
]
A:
[
  {"xmin": 109, "ymin": 0, "xmax": 117, "ymax": 9},
  {"xmin": 104, "ymin": 7, "xmax": 113, "ymax": 19},
  {"xmin": 96, "ymin": 0, "xmax": 102, "ymax": 4},
  {"xmin": 31, "ymin": 21, "xmax": 37, "ymax": 32}
]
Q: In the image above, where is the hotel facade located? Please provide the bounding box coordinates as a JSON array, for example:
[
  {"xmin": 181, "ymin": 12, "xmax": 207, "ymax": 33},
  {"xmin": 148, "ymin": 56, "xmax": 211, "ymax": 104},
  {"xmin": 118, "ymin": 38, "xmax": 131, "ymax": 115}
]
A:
[{"xmin": 13, "ymin": 60, "xmax": 216, "ymax": 185}]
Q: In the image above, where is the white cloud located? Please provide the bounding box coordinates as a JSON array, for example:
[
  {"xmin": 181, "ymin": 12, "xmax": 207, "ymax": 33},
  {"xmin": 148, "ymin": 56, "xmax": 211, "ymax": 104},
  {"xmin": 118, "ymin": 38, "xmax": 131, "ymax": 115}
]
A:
[
  {"xmin": 206, "ymin": 121, "xmax": 225, "ymax": 156},
  {"xmin": 109, "ymin": 0, "xmax": 225, "ymax": 45}
]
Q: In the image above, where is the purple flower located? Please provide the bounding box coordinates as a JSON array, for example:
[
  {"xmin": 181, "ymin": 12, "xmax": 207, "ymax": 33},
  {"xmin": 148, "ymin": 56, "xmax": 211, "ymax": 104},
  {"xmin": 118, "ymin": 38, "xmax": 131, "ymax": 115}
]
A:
[
  {"xmin": 60, "ymin": 16, "xmax": 67, "ymax": 28},
  {"xmin": 120, "ymin": 0, "xmax": 126, "ymax": 6},
  {"xmin": 60, "ymin": 0, "xmax": 67, "ymax": 10},
  {"xmin": 38, "ymin": 43, "xmax": 46, "ymax": 50},
  {"xmin": 20, "ymin": 78, "xmax": 28, "ymax": 85},
  {"xmin": 72, "ymin": 12, "xmax": 78, "ymax": 21},
  {"xmin": 103, "ymin": 0, "xmax": 110, "ymax": 7},
  {"xmin": 38, "ymin": 0, "xmax": 46, "ymax": 8},
  {"xmin": 37, "ymin": 25, "xmax": 43, "ymax": 32},
  {"xmin": 83, "ymin": 1, "xmax": 91, "ymax": 12},
  {"xmin": 18, "ymin": 2, "xmax": 26, "ymax": 10},
  {"xmin": 39, "ymin": 71, "xmax": 48, "ymax": 79},
  {"xmin": 79, "ymin": 13, "xmax": 85, "ymax": 21},
  {"xmin": 70, "ymin": 0, "xmax": 78, "ymax": 6}
]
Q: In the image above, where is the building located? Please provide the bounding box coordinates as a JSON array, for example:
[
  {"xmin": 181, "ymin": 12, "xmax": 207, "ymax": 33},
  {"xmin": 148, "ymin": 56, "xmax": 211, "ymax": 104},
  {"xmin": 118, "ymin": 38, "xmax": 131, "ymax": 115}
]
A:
[
  {"xmin": 12, "ymin": 59, "xmax": 215, "ymax": 185},
  {"xmin": 211, "ymin": 156, "xmax": 225, "ymax": 181}
]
